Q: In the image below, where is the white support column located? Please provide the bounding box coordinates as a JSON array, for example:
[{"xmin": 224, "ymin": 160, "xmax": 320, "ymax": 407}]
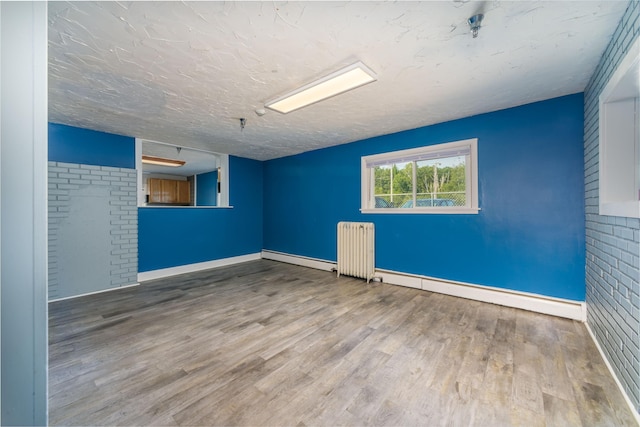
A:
[{"xmin": 0, "ymin": 2, "xmax": 48, "ymax": 425}]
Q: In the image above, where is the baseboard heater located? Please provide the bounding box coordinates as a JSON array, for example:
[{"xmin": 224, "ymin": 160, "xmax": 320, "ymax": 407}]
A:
[{"xmin": 337, "ymin": 221, "xmax": 375, "ymax": 283}]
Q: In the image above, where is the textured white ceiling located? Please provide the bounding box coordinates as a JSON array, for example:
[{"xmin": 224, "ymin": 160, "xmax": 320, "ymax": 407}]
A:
[{"xmin": 48, "ymin": 1, "xmax": 628, "ymax": 161}]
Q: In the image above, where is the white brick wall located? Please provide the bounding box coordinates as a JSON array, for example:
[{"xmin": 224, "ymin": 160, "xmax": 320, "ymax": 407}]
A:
[
  {"xmin": 48, "ymin": 161, "xmax": 138, "ymax": 299},
  {"xmin": 584, "ymin": 0, "xmax": 640, "ymax": 413}
]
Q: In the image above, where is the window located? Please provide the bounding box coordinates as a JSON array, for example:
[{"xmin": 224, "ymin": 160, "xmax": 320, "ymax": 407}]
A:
[
  {"xmin": 598, "ymin": 37, "xmax": 640, "ymax": 218},
  {"xmin": 361, "ymin": 138, "xmax": 479, "ymax": 214}
]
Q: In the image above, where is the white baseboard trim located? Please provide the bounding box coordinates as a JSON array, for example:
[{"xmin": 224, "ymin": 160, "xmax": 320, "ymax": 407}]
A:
[
  {"xmin": 586, "ymin": 323, "xmax": 640, "ymax": 424},
  {"xmin": 261, "ymin": 250, "xmax": 336, "ymax": 271},
  {"xmin": 48, "ymin": 282, "xmax": 140, "ymax": 303},
  {"xmin": 376, "ymin": 270, "xmax": 422, "ymax": 289},
  {"xmin": 380, "ymin": 269, "xmax": 585, "ymax": 321},
  {"xmin": 425, "ymin": 277, "xmax": 585, "ymax": 321},
  {"xmin": 261, "ymin": 250, "xmax": 586, "ymax": 322},
  {"xmin": 138, "ymin": 253, "xmax": 262, "ymax": 282},
  {"xmin": 422, "ymin": 278, "xmax": 586, "ymax": 321}
]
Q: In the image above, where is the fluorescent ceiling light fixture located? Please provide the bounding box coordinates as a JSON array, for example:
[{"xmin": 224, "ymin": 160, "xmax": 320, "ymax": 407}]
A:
[
  {"xmin": 141, "ymin": 155, "xmax": 186, "ymax": 167},
  {"xmin": 265, "ymin": 61, "xmax": 377, "ymax": 114}
]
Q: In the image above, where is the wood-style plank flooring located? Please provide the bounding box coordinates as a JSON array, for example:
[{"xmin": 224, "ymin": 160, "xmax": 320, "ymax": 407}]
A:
[{"xmin": 49, "ymin": 260, "xmax": 637, "ymax": 426}]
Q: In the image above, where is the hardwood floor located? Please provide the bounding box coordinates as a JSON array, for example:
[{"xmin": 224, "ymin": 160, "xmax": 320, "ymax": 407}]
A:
[{"xmin": 49, "ymin": 260, "xmax": 637, "ymax": 426}]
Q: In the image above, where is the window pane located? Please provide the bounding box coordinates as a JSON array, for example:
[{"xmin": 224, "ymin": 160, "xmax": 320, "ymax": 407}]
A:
[
  {"xmin": 362, "ymin": 138, "xmax": 478, "ymax": 214},
  {"xmin": 415, "ymin": 155, "xmax": 466, "ymax": 207},
  {"xmin": 373, "ymin": 162, "xmax": 412, "ymax": 208}
]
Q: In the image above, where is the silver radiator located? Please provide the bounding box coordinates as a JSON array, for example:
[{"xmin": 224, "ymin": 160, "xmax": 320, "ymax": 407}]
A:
[{"xmin": 337, "ymin": 221, "xmax": 375, "ymax": 283}]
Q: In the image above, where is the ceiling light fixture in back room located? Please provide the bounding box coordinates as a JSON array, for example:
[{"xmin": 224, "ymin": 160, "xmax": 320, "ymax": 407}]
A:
[
  {"xmin": 141, "ymin": 155, "xmax": 186, "ymax": 167},
  {"xmin": 142, "ymin": 146, "xmax": 185, "ymax": 167},
  {"xmin": 265, "ymin": 61, "xmax": 377, "ymax": 114}
]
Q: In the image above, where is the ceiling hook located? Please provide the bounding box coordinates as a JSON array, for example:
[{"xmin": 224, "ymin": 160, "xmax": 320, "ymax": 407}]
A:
[{"xmin": 468, "ymin": 14, "xmax": 484, "ymax": 38}]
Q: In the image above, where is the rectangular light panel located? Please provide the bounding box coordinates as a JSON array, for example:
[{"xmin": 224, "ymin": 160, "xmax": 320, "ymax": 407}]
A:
[
  {"xmin": 141, "ymin": 155, "xmax": 186, "ymax": 167},
  {"xmin": 265, "ymin": 61, "xmax": 376, "ymax": 114}
]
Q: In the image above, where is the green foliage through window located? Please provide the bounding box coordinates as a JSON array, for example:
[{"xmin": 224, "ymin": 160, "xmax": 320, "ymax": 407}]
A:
[{"xmin": 374, "ymin": 156, "xmax": 466, "ymax": 208}]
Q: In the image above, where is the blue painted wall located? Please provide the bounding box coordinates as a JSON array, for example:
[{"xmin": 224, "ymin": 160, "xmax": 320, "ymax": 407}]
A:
[
  {"xmin": 196, "ymin": 170, "xmax": 218, "ymax": 206},
  {"xmin": 49, "ymin": 123, "xmax": 135, "ymax": 168},
  {"xmin": 139, "ymin": 156, "xmax": 263, "ymax": 271},
  {"xmin": 263, "ymin": 94, "xmax": 586, "ymax": 301}
]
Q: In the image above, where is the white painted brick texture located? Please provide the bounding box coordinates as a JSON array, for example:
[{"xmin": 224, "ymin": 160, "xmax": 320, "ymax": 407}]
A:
[
  {"xmin": 48, "ymin": 161, "xmax": 138, "ymax": 299},
  {"xmin": 584, "ymin": 0, "xmax": 640, "ymax": 413}
]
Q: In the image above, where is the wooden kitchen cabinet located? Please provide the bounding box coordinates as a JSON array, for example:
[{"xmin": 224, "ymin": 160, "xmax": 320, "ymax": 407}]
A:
[
  {"xmin": 148, "ymin": 178, "xmax": 165, "ymax": 203},
  {"xmin": 176, "ymin": 180, "xmax": 190, "ymax": 204},
  {"xmin": 148, "ymin": 178, "xmax": 191, "ymax": 205}
]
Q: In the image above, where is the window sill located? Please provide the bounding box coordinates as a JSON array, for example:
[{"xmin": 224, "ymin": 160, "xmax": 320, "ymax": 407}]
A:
[
  {"xmin": 599, "ymin": 201, "xmax": 640, "ymax": 218},
  {"xmin": 361, "ymin": 207, "xmax": 480, "ymax": 215}
]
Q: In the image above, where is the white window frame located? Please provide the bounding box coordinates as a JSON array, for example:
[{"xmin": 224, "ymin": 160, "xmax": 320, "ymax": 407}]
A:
[
  {"xmin": 361, "ymin": 138, "xmax": 479, "ymax": 214},
  {"xmin": 598, "ymin": 36, "xmax": 640, "ymax": 218}
]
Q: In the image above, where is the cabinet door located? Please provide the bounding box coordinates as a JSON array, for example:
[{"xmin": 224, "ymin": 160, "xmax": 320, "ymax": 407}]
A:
[
  {"xmin": 176, "ymin": 181, "xmax": 190, "ymax": 204},
  {"xmin": 148, "ymin": 178, "xmax": 164, "ymax": 203},
  {"xmin": 161, "ymin": 179, "xmax": 178, "ymax": 203}
]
